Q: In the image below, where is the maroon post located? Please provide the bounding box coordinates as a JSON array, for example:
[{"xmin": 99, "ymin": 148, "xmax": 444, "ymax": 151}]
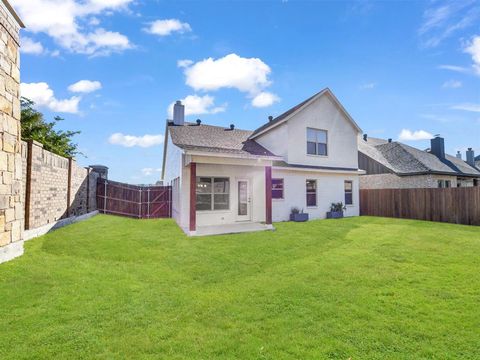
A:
[
  {"xmin": 265, "ymin": 165, "xmax": 272, "ymax": 225},
  {"xmin": 189, "ymin": 162, "xmax": 196, "ymax": 232}
]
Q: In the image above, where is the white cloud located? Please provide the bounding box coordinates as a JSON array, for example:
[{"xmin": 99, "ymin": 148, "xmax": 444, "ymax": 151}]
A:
[
  {"xmin": 68, "ymin": 80, "xmax": 102, "ymax": 93},
  {"xmin": 438, "ymin": 64, "xmax": 471, "ymax": 73},
  {"xmin": 20, "ymin": 82, "xmax": 81, "ymax": 113},
  {"xmin": 177, "ymin": 59, "xmax": 193, "ymax": 68},
  {"xmin": 359, "ymin": 82, "xmax": 376, "ymax": 90},
  {"xmin": 182, "ymin": 53, "xmax": 272, "ymax": 95},
  {"xmin": 21, "ymin": 37, "xmax": 44, "ymax": 54},
  {"xmin": 251, "ymin": 92, "xmax": 280, "ymax": 108},
  {"xmin": 108, "ymin": 133, "xmax": 164, "ymax": 148},
  {"xmin": 168, "ymin": 95, "xmax": 226, "ymax": 117},
  {"xmin": 464, "ymin": 35, "xmax": 480, "ymax": 75},
  {"xmin": 441, "ymin": 80, "xmax": 462, "ymax": 88},
  {"xmin": 11, "ymin": 0, "xmax": 133, "ymax": 56},
  {"xmin": 398, "ymin": 129, "xmax": 434, "ymax": 141},
  {"xmin": 144, "ymin": 19, "xmax": 191, "ymax": 36},
  {"xmin": 451, "ymin": 103, "xmax": 480, "ymax": 113},
  {"xmin": 418, "ymin": 1, "xmax": 479, "ymax": 48},
  {"xmin": 141, "ymin": 168, "xmax": 162, "ymax": 176}
]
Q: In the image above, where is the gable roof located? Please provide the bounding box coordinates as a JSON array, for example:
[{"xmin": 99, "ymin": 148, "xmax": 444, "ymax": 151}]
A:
[
  {"xmin": 359, "ymin": 136, "xmax": 480, "ymax": 177},
  {"xmin": 249, "ymin": 88, "xmax": 362, "ymax": 139},
  {"xmin": 167, "ymin": 122, "xmax": 279, "ymax": 159}
]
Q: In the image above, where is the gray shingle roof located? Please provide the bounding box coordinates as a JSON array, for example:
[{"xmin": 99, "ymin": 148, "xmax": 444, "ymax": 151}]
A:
[
  {"xmin": 168, "ymin": 122, "xmax": 279, "ymax": 159},
  {"xmin": 359, "ymin": 137, "xmax": 480, "ymax": 177}
]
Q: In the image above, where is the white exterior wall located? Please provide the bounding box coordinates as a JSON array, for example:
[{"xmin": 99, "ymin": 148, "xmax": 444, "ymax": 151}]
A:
[
  {"xmin": 194, "ymin": 163, "xmax": 266, "ymax": 227},
  {"xmin": 163, "ymin": 133, "xmax": 184, "ymax": 224},
  {"xmin": 176, "ymin": 156, "xmax": 272, "ymax": 231},
  {"xmin": 272, "ymin": 169, "xmax": 359, "ymax": 222},
  {"xmin": 256, "ymin": 94, "xmax": 359, "ymax": 169}
]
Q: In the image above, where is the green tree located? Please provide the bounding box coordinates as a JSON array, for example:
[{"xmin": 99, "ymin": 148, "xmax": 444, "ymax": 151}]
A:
[{"xmin": 20, "ymin": 97, "xmax": 81, "ymax": 158}]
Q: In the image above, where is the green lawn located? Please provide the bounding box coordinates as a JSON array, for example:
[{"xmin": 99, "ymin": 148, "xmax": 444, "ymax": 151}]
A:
[{"xmin": 1, "ymin": 215, "xmax": 479, "ymax": 359}]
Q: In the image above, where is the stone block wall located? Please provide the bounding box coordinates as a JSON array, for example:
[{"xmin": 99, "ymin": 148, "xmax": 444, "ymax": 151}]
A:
[
  {"xmin": 0, "ymin": 0, "xmax": 22, "ymax": 260},
  {"xmin": 22, "ymin": 140, "xmax": 98, "ymax": 230}
]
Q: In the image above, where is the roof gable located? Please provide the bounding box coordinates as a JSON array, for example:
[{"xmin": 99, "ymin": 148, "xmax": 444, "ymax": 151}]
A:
[{"xmin": 249, "ymin": 88, "xmax": 362, "ymax": 139}]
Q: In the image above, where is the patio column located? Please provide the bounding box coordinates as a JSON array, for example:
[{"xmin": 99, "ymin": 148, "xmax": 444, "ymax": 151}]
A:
[
  {"xmin": 265, "ymin": 165, "xmax": 272, "ymax": 225},
  {"xmin": 189, "ymin": 162, "xmax": 196, "ymax": 233}
]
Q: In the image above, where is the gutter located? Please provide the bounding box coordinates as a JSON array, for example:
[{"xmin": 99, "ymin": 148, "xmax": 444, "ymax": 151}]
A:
[
  {"xmin": 274, "ymin": 166, "xmax": 365, "ymax": 175},
  {"xmin": 184, "ymin": 149, "xmax": 282, "ymax": 162}
]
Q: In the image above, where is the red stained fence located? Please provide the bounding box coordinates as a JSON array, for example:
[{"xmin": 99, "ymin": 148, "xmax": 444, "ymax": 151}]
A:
[
  {"xmin": 97, "ymin": 178, "xmax": 171, "ymax": 219},
  {"xmin": 360, "ymin": 187, "xmax": 480, "ymax": 226}
]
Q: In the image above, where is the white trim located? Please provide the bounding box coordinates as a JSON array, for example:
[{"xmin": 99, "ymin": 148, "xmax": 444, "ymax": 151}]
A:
[
  {"xmin": 184, "ymin": 150, "xmax": 282, "ymax": 162},
  {"xmin": 273, "ymin": 166, "xmax": 365, "ymax": 175}
]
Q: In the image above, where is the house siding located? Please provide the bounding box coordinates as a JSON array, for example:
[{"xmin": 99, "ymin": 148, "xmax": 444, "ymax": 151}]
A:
[{"xmin": 272, "ymin": 169, "xmax": 359, "ymax": 221}]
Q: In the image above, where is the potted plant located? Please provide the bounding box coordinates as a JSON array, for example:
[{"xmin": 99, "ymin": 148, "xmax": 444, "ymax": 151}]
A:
[
  {"xmin": 290, "ymin": 207, "xmax": 309, "ymax": 222},
  {"xmin": 327, "ymin": 202, "xmax": 346, "ymax": 219}
]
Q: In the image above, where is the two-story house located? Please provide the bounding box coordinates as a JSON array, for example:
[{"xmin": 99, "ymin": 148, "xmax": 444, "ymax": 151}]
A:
[{"xmin": 162, "ymin": 88, "xmax": 363, "ymax": 235}]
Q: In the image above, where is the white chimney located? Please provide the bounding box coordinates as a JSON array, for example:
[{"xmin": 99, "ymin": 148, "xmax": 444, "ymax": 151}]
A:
[
  {"xmin": 456, "ymin": 151, "xmax": 462, "ymax": 159},
  {"xmin": 173, "ymin": 100, "xmax": 184, "ymax": 126}
]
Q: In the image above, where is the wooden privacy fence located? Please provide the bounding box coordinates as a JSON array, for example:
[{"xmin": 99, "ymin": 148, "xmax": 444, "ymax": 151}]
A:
[
  {"xmin": 97, "ymin": 178, "xmax": 172, "ymax": 219},
  {"xmin": 360, "ymin": 187, "xmax": 480, "ymax": 226}
]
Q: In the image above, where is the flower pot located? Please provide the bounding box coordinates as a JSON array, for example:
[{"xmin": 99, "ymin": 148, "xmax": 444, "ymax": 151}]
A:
[
  {"xmin": 290, "ymin": 213, "xmax": 309, "ymax": 222},
  {"xmin": 327, "ymin": 211, "xmax": 344, "ymax": 219}
]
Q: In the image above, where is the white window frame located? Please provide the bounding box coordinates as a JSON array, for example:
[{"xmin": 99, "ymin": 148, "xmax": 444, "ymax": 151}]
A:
[
  {"xmin": 196, "ymin": 177, "xmax": 230, "ymax": 211},
  {"xmin": 307, "ymin": 128, "xmax": 328, "ymax": 156},
  {"xmin": 306, "ymin": 179, "xmax": 317, "ymax": 207}
]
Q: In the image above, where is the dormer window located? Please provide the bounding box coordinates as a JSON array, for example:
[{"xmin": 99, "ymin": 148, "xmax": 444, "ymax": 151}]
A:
[{"xmin": 307, "ymin": 128, "xmax": 328, "ymax": 156}]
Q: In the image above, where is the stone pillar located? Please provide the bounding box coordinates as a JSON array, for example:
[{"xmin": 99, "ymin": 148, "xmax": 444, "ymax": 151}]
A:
[{"xmin": 0, "ymin": 0, "xmax": 24, "ymax": 263}]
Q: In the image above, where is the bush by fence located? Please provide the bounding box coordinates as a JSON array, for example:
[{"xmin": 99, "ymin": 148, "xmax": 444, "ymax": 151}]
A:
[{"xmin": 360, "ymin": 187, "xmax": 480, "ymax": 226}]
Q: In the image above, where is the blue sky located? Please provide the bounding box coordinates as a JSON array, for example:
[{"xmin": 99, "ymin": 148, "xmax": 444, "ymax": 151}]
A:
[{"xmin": 12, "ymin": 0, "xmax": 480, "ymax": 183}]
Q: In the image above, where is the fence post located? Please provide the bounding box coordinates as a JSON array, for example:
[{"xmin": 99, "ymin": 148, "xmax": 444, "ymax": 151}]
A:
[
  {"xmin": 66, "ymin": 158, "xmax": 73, "ymax": 217},
  {"xmin": 139, "ymin": 188, "xmax": 142, "ymax": 219},
  {"xmin": 103, "ymin": 180, "xmax": 107, "ymax": 214},
  {"xmin": 24, "ymin": 140, "xmax": 33, "ymax": 230},
  {"xmin": 85, "ymin": 167, "xmax": 89, "ymax": 213},
  {"xmin": 147, "ymin": 188, "xmax": 150, "ymax": 219}
]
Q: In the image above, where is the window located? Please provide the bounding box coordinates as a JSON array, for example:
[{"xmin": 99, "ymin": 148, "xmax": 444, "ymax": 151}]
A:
[
  {"xmin": 306, "ymin": 180, "xmax": 317, "ymax": 207},
  {"xmin": 438, "ymin": 180, "xmax": 451, "ymax": 188},
  {"xmin": 307, "ymin": 128, "xmax": 328, "ymax": 156},
  {"xmin": 272, "ymin": 178, "xmax": 284, "ymax": 199},
  {"xmin": 344, "ymin": 180, "xmax": 353, "ymax": 205},
  {"xmin": 196, "ymin": 177, "xmax": 229, "ymax": 211}
]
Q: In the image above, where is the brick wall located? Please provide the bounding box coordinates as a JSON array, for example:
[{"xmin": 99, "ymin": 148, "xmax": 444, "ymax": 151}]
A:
[
  {"xmin": 359, "ymin": 173, "xmax": 459, "ymax": 189},
  {"xmin": 0, "ymin": 0, "xmax": 22, "ymax": 259},
  {"xmin": 22, "ymin": 140, "xmax": 97, "ymax": 230}
]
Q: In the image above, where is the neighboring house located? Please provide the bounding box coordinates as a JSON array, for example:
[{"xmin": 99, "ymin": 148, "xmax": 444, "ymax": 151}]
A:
[
  {"xmin": 162, "ymin": 88, "xmax": 363, "ymax": 235},
  {"xmin": 358, "ymin": 135, "xmax": 480, "ymax": 189},
  {"xmin": 475, "ymin": 154, "xmax": 480, "ymax": 169}
]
